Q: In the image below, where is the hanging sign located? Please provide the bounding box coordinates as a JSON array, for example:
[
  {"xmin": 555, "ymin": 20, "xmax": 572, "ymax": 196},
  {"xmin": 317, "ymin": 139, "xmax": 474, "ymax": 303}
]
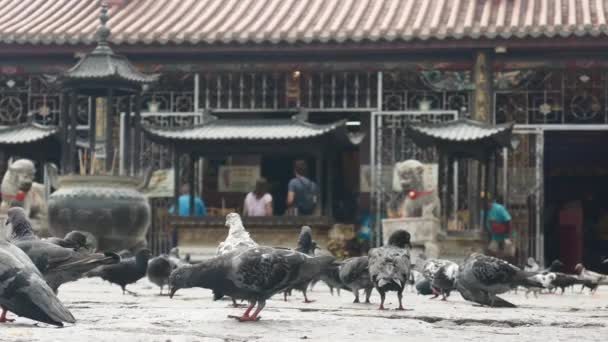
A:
[{"xmin": 218, "ymin": 166, "xmax": 260, "ymax": 192}]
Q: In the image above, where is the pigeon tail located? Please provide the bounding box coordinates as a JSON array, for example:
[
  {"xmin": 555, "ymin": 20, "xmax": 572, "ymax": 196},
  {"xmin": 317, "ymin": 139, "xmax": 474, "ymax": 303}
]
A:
[
  {"xmin": 53, "ymin": 252, "xmax": 120, "ymax": 272},
  {"xmin": 14, "ymin": 277, "xmax": 76, "ymax": 326},
  {"xmin": 296, "ymin": 226, "xmax": 314, "ymax": 256},
  {"xmin": 488, "ymin": 295, "xmax": 517, "ymax": 308}
]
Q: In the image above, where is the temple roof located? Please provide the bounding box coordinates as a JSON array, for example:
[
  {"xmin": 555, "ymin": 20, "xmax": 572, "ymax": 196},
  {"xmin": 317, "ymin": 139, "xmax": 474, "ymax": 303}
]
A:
[
  {"xmin": 405, "ymin": 119, "xmax": 513, "ymax": 158},
  {"xmin": 1, "ymin": 0, "xmax": 607, "ymax": 47},
  {"xmin": 0, "ymin": 122, "xmax": 58, "ymax": 145},
  {"xmin": 143, "ymin": 115, "xmax": 356, "ymax": 155},
  {"xmin": 144, "ymin": 117, "xmax": 347, "ymax": 142}
]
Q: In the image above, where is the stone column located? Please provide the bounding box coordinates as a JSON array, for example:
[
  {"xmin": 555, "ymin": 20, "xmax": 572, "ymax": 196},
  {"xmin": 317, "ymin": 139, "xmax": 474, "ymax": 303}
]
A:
[{"xmin": 469, "ymin": 51, "xmax": 494, "ymax": 230}]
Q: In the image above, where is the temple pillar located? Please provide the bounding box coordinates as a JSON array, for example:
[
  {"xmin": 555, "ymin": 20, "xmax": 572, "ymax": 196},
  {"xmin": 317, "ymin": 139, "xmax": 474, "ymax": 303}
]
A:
[{"xmin": 469, "ymin": 50, "xmax": 494, "ymax": 230}]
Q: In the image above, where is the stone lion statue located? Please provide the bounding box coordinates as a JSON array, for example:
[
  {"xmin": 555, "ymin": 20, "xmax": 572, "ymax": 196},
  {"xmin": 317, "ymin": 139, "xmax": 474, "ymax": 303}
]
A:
[
  {"xmin": 0, "ymin": 159, "xmax": 51, "ymax": 236},
  {"xmin": 387, "ymin": 159, "xmax": 440, "ymax": 219}
]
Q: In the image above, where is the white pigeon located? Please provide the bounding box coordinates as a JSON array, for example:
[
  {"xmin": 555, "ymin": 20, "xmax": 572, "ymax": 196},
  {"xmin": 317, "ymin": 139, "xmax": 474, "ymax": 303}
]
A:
[
  {"xmin": 217, "ymin": 213, "xmax": 258, "ymax": 256},
  {"xmin": 524, "ymin": 257, "xmax": 540, "ymax": 273},
  {"xmin": 524, "ymin": 272, "xmax": 556, "ymax": 298}
]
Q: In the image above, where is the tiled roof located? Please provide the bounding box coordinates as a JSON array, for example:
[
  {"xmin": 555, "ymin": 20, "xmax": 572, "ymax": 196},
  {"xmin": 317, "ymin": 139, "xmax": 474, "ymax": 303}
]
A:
[
  {"xmin": 408, "ymin": 119, "xmax": 513, "ymax": 143},
  {"xmin": 0, "ymin": 123, "xmax": 58, "ymax": 145},
  {"xmin": 1, "ymin": 0, "xmax": 608, "ymax": 47},
  {"xmin": 404, "ymin": 119, "xmax": 514, "ymax": 156},
  {"xmin": 143, "ymin": 117, "xmax": 346, "ymax": 142}
]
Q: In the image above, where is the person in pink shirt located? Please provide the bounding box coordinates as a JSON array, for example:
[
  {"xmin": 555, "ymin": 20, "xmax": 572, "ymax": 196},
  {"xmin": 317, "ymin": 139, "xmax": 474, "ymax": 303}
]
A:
[{"xmin": 243, "ymin": 179, "xmax": 273, "ymax": 217}]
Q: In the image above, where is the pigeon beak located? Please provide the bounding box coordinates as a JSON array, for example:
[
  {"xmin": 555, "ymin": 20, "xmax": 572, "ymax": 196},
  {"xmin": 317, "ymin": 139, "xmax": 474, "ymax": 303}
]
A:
[{"xmin": 169, "ymin": 287, "xmax": 178, "ymax": 299}]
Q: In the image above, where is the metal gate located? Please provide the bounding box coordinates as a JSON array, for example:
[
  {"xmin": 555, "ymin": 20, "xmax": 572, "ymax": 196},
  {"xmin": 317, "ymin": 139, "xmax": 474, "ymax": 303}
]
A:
[
  {"xmin": 500, "ymin": 129, "xmax": 544, "ymax": 266},
  {"xmin": 370, "ymin": 110, "xmax": 458, "ymax": 245},
  {"xmin": 121, "ymin": 111, "xmax": 204, "ymax": 255}
]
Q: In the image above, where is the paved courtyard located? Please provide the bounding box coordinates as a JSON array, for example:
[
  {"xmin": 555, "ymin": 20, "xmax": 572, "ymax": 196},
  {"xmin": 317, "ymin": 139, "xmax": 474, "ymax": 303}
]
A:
[{"xmin": 1, "ymin": 277, "xmax": 607, "ymax": 342}]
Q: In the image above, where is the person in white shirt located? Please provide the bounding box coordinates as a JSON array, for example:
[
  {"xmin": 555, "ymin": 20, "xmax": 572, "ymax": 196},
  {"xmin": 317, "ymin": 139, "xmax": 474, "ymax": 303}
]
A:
[{"xmin": 243, "ymin": 178, "xmax": 273, "ymax": 217}]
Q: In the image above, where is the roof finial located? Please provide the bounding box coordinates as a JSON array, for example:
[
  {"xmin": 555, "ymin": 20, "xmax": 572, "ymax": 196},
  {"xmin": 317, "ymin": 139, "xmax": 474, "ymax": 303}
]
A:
[{"xmin": 95, "ymin": 0, "xmax": 111, "ymax": 49}]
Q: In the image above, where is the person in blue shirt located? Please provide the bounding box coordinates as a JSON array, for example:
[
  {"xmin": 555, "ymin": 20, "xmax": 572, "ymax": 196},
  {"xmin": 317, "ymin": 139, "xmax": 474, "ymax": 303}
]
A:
[
  {"xmin": 482, "ymin": 194, "xmax": 514, "ymax": 259},
  {"xmin": 169, "ymin": 184, "xmax": 207, "ymax": 217}
]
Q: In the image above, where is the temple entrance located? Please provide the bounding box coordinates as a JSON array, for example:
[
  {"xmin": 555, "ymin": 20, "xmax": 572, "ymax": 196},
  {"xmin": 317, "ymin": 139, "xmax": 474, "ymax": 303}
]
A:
[{"xmin": 544, "ymin": 131, "xmax": 608, "ymax": 272}]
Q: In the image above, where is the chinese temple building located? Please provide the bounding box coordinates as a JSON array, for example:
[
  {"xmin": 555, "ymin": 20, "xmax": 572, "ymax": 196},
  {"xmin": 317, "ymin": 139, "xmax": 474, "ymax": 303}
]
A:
[{"xmin": 2, "ymin": 0, "xmax": 608, "ymax": 267}]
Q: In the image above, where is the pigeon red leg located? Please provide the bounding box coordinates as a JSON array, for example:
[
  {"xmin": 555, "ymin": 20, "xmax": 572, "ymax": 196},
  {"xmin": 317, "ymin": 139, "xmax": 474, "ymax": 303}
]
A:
[
  {"xmin": 239, "ymin": 300, "xmax": 265, "ymax": 322},
  {"xmin": 228, "ymin": 301, "xmax": 257, "ymax": 321},
  {"xmin": 0, "ymin": 308, "xmax": 14, "ymax": 323}
]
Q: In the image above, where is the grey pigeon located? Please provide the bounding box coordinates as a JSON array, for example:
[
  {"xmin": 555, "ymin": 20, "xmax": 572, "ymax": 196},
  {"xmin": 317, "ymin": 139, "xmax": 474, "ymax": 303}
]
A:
[
  {"xmin": 415, "ymin": 278, "xmax": 433, "ymax": 295},
  {"xmin": 549, "ymin": 272, "xmax": 588, "ymax": 294},
  {"xmin": 147, "ymin": 255, "xmax": 173, "ymax": 295},
  {"xmin": 147, "ymin": 249, "xmax": 189, "ymax": 295},
  {"xmin": 421, "ymin": 259, "xmax": 458, "ymax": 300},
  {"xmin": 574, "ymin": 263, "xmax": 607, "ymax": 294},
  {"xmin": 314, "ymin": 263, "xmax": 349, "ymax": 296},
  {"xmin": 339, "ymin": 256, "xmax": 373, "ymax": 303},
  {"xmin": 455, "ymin": 253, "xmax": 544, "ymax": 307},
  {"xmin": 284, "ymin": 226, "xmax": 321, "ymax": 302},
  {"xmin": 368, "ymin": 230, "xmax": 412, "ymax": 310},
  {"xmin": 86, "ymin": 249, "xmax": 151, "ymax": 295},
  {"xmin": 295, "ymin": 226, "xmax": 316, "ymax": 256},
  {"xmin": 0, "ymin": 239, "xmax": 76, "ymax": 326},
  {"xmin": 6, "ymin": 207, "xmax": 120, "ymax": 293},
  {"xmin": 169, "ymin": 246, "xmax": 335, "ymax": 322}
]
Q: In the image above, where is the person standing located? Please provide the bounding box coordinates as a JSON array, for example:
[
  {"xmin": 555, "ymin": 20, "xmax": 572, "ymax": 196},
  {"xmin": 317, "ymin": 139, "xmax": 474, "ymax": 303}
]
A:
[
  {"xmin": 483, "ymin": 194, "xmax": 514, "ymax": 259},
  {"xmin": 243, "ymin": 179, "xmax": 273, "ymax": 217},
  {"xmin": 169, "ymin": 183, "xmax": 207, "ymax": 217},
  {"xmin": 286, "ymin": 160, "xmax": 319, "ymax": 216}
]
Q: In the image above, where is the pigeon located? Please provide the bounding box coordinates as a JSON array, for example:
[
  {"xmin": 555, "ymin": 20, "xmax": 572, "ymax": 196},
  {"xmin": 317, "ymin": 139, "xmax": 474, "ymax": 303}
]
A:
[
  {"xmin": 544, "ymin": 259, "xmax": 563, "ymax": 273},
  {"xmin": 314, "ymin": 263, "xmax": 349, "ymax": 296},
  {"xmin": 524, "ymin": 272, "xmax": 556, "ymax": 298},
  {"xmin": 6, "ymin": 207, "xmax": 120, "ymax": 293},
  {"xmin": 217, "ymin": 213, "xmax": 259, "ymax": 306},
  {"xmin": 148, "ymin": 248, "xmax": 191, "ymax": 295},
  {"xmin": 421, "ymin": 259, "xmax": 458, "ymax": 300},
  {"xmin": 295, "ymin": 226, "xmax": 316, "ymax": 256},
  {"xmin": 169, "ymin": 246, "xmax": 335, "ymax": 322},
  {"xmin": 523, "ymin": 257, "xmax": 540, "ymax": 272},
  {"xmin": 45, "ymin": 231, "xmax": 88, "ymax": 251},
  {"xmin": 86, "ymin": 249, "xmax": 151, "ymax": 295},
  {"xmin": 549, "ymin": 272, "xmax": 587, "ymax": 294},
  {"xmin": 217, "ymin": 213, "xmax": 258, "ymax": 255},
  {"xmin": 574, "ymin": 263, "xmax": 608, "ymax": 294},
  {"xmin": 455, "ymin": 253, "xmax": 544, "ymax": 308},
  {"xmin": 339, "ymin": 256, "xmax": 374, "ymax": 303},
  {"xmin": 368, "ymin": 230, "xmax": 412, "ymax": 310},
  {"xmin": 284, "ymin": 226, "xmax": 321, "ymax": 302},
  {"xmin": 415, "ymin": 278, "xmax": 434, "ymax": 295},
  {"xmin": 147, "ymin": 255, "xmax": 174, "ymax": 295},
  {"xmin": 0, "ymin": 239, "xmax": 76, "ymax": 326},
  {"xmin": 431, "ymin": 262, "xmax": 459, "ymax": 300}
]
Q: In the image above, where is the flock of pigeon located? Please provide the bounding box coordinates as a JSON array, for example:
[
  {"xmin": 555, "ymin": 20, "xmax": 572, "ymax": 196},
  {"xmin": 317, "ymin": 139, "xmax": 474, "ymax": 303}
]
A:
[{"xmin": 1, "ymin": 209, "xmax": 607, "ymax": 327}]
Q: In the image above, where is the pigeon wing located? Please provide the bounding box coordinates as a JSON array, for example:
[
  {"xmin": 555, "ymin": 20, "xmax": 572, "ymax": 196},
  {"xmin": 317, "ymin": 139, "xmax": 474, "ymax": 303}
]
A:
[{"xmin": 470, "ymin": 255, "xmax": 519, "ymax": 286}]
